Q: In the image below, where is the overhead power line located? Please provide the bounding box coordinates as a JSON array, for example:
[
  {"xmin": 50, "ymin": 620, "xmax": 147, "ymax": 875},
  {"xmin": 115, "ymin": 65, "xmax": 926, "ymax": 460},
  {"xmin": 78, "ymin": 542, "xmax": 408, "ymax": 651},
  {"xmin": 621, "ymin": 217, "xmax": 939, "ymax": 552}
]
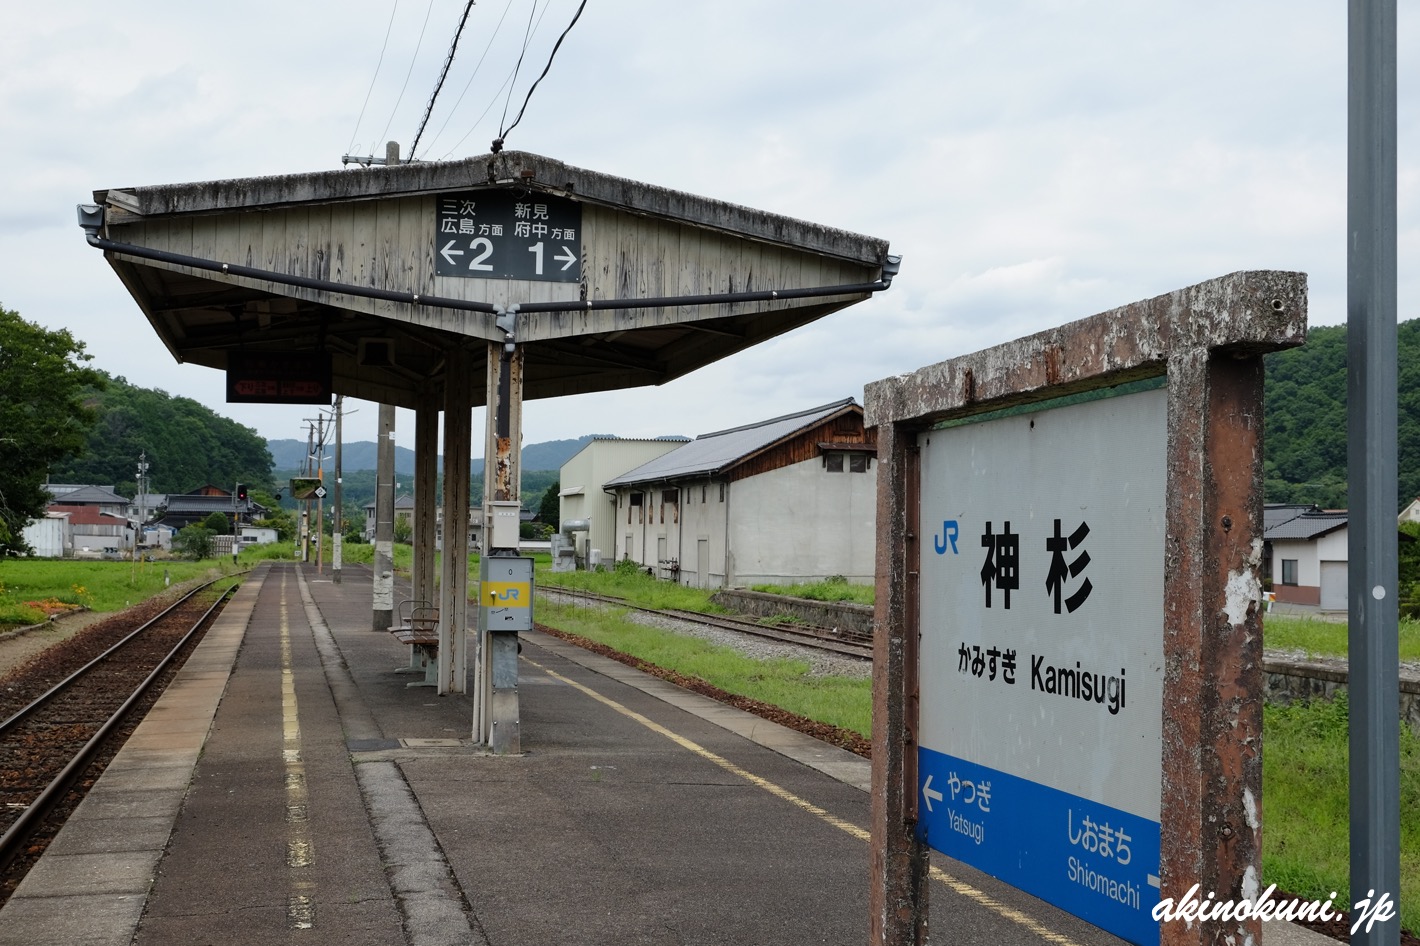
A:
[
  {"xmin": 347, "ymin": 0, "xmax": 403, "ymax": 155},
  {"xmin": 409, "ymin": 0, "xmax": 478, "ymax": 160},
  {"xmin": 492, "ymin": 0, "xmax": 588, "ymax": 153},
  {"xmin": 425, "ymin": 0, "xmax": 519, "ymax": 159},
  {"xmin": 375, "ymin": 0, "xmax": 439, "ymax": 155},
  {"xmin": 497, "ymin": 0, "xmax": 542, "ymax": 141}
]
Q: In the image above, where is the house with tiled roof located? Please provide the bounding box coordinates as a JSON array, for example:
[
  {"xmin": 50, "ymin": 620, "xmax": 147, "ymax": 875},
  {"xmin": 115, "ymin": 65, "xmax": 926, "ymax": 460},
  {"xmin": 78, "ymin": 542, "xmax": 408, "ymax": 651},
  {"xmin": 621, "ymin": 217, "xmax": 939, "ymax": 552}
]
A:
[
  {"xmin": 603, "ymin": 398, "xmax": 877, "ymax": 588},
  {"xmin": 41, "ymin": 484, "xmax": 133, "ymax": 554},
  {"xmin": 1263, "ymin": 506, "xmax": 1348, "ymax": 610},
  {"xmin": 363, "ymin": 495, "xmax": 416, "ymax": 542},
  {"xmin": 152, "ymin": 487, "xmax": 263, "ymax": 530}
]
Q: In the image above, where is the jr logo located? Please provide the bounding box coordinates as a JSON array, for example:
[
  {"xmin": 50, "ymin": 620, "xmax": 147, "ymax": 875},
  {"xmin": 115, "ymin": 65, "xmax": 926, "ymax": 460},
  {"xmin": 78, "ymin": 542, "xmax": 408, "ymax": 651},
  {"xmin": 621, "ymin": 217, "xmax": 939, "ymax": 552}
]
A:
[
  {"xmin": 934, "ymin": 520, "xmax": 959, "ymax": 555},
  {"xmin": 491, "ymin": 588, "xmax": 521, "ymax": 602}
]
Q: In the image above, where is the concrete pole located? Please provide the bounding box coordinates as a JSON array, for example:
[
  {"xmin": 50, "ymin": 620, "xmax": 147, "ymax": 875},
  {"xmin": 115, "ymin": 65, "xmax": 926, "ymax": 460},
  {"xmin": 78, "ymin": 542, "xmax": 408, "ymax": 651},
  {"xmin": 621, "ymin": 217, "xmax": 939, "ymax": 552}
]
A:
[
  {"xmin": 476, "ymin": 340, "xmax": 524, "ymax": 753},
  {"xmin": 314, "ymin": 413, "xmax": 325, "ymax": 575},
  {"xmin": 439, "ymin": 348, "xmax": 474, "ymax": 694},
  {"xmin": 373, "ymin": 404, "xmax": 396, "ymax": 631}
]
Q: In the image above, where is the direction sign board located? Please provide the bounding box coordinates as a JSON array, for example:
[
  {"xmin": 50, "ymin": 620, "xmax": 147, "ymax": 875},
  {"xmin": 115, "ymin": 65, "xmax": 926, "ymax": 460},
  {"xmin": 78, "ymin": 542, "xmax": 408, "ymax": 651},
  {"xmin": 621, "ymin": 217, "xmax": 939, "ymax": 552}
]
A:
[
  {"xmin": 434, "ymin": 191, "xmax": 581, "ymax": 282},
  {"xmin": 916, "ymin": 383, "xmax": 1166, "ymax": 946}
]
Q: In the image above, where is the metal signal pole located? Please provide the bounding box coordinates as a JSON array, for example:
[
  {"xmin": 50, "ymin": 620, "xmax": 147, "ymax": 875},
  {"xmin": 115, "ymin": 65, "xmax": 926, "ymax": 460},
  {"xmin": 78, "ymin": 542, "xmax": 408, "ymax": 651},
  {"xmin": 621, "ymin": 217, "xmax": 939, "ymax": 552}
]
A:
[{"xmin": 1347, "ymin": 2, "xmax": 1400, "ymax": 944}]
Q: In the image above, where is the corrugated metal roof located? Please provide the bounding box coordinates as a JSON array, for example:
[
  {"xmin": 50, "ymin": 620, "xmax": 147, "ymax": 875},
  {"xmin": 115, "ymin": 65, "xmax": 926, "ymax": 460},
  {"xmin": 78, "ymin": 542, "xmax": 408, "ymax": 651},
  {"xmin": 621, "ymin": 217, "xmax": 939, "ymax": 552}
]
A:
[
  {"xmin": 1264, "ymin": 512, "xmax": 1348, "ymax": 541},
  {"xmin": 604, "ymin": 399, "xmax": 858, "ymax": 488},
  {"xmin": 48, "ymin": 504, "xmax": 128, "ymax": 526}
]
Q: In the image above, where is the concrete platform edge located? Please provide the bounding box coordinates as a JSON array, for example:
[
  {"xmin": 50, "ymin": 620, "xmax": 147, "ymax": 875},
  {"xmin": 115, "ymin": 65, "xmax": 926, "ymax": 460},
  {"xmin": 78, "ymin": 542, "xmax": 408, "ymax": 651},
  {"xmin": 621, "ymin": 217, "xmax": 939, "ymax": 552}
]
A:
[{"xmin": 0, "ymin": 571, "xmax": 259, "ymax": 946}]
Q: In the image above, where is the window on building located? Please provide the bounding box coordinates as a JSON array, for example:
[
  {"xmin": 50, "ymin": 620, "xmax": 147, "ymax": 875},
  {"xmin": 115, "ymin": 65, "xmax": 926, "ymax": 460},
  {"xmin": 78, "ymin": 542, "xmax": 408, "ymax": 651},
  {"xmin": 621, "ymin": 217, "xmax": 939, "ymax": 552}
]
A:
[
  {"xmin": 1281, "ymin": 559, "xmax": 1298, "ymax": 586},
  {"xmin": 825, "ymin": 453, "xmax": 845, "ymax": 473},
  {"xmin": 701, "ymin": 484, "xmax": 707, "ymax": 504},
  {"xmin": 719, "ymin": 483, "xmax": 725, "ymax": 502},
  {"xmin": 629, "ymin": 491, "xmax": 643, "ymax": 524},
  {"xmin": 849, "ymin": 453, "xmax": 870, "ymax": 473}
]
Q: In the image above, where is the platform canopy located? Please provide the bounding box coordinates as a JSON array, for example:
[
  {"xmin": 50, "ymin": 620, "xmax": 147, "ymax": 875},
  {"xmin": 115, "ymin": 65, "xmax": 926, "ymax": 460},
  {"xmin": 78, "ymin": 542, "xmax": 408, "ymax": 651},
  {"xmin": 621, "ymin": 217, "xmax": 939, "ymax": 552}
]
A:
[{"xmin": 82, "ymin": 151, "xmax": 894, "ymax": 409}]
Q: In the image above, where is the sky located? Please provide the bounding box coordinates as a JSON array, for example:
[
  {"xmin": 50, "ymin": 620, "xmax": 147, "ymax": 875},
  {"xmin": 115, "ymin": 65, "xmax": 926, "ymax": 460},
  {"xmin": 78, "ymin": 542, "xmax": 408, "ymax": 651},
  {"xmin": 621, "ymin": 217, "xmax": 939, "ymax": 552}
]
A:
[{"xmin": 1, "ymin": 1, "xmax": 1416, "ymax": 457}]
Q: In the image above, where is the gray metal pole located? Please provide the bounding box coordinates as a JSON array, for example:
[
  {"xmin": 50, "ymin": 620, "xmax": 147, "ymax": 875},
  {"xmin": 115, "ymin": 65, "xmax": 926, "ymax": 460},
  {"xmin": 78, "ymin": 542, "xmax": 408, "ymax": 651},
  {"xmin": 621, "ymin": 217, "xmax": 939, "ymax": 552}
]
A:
[
  {"xmin": 1347, "ymin": 2, "xmax": 1400, "ymax": 944},
  {"xmin": 373, "ymin": 404, "xmax": 396, "ymax": 631}
]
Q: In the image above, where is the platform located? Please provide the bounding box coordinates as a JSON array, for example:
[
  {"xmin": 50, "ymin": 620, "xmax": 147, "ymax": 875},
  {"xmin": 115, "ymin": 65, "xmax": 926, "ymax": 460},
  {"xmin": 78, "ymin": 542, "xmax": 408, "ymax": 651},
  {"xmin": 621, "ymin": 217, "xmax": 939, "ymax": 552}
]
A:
[{"xmin": 0, "ymin": 562, "xmax": 1339, "ymax": 946}]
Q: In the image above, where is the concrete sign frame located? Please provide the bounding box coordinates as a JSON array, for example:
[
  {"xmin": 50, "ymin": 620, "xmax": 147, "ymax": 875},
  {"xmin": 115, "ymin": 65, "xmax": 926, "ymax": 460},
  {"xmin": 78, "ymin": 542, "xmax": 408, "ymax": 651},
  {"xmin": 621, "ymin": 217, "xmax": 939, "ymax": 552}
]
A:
[{"xmin": 863, "ymin": 271, "xmax": 1307, "ymax": 946}]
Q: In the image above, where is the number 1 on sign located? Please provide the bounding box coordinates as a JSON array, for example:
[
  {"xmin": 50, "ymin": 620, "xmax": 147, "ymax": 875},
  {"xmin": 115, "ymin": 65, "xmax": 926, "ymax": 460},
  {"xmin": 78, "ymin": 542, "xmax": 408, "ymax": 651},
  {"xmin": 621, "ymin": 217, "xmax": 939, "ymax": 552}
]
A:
[{"xmin": 527, "ymin": 241, "xmax": 544, "ymax": 275}]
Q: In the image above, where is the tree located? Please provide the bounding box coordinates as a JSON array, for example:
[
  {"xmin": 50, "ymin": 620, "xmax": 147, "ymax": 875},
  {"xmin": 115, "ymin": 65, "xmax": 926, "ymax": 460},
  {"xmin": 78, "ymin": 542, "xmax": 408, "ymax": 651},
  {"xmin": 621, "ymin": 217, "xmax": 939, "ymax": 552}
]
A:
[
  {"xmin": 0, "ymin": 306, "xmax": 105, "ymax": 555},
  {"xmin": 50, "ymin": 373, "xmax": 274, "ymax": 495},
  {"xmin": 202, "ymin": 511, "xmax": 231, "ymax": 533},
  {"xmin": 174, "ymin": 524, "xmax": 214, "ymax": 560},
  {"xmin": 539, "ymin": 480, "xmax": 560, "ymax": 526}
]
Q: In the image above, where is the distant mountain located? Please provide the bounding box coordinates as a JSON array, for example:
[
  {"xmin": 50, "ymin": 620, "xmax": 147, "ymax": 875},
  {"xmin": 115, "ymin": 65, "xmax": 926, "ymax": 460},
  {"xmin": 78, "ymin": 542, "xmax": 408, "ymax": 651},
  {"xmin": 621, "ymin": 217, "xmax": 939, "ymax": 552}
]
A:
[
  {"xmin": 267, "ymin": 439, "xmax": 425, "ymax": 475},
  {"xmin": 266, "ymin": 434, "xmax": 617, "ymax": 475}
]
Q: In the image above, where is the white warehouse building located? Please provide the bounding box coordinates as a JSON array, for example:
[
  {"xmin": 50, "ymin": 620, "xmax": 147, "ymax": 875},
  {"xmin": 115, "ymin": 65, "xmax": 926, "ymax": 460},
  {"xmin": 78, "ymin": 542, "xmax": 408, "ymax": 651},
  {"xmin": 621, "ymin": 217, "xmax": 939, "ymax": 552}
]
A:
[
  {"xmin": 558, "ymin": 437, "xmax": 689, "ymax": 567},
  {"xmin": 602, "ymin": 399, "xmax": 877, "ymax": 588}
]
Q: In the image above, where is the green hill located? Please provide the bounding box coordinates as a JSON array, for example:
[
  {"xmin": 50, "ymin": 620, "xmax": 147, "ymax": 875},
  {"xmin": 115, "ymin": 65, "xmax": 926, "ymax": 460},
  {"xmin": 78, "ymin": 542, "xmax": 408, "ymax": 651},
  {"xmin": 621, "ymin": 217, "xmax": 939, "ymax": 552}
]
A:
[
  {"xmin": 1263, "ymin": 319, "xmax": 1420, "ymax": 509},
  {"xmin": 49, "ymin": 373, "xmax": 274, "ymax": 496}
]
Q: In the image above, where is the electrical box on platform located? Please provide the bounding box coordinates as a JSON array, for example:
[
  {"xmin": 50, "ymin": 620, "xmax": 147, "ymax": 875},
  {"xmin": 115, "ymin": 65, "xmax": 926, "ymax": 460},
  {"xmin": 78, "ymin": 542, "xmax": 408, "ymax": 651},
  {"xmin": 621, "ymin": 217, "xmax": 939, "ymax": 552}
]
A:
[
  {"xmin": 480, "ymin": 556, "xmax": 533, "ymax": 633},
  {"xmin": 488, "ymin": 501, "xmax": 522, "ymax": 550}
]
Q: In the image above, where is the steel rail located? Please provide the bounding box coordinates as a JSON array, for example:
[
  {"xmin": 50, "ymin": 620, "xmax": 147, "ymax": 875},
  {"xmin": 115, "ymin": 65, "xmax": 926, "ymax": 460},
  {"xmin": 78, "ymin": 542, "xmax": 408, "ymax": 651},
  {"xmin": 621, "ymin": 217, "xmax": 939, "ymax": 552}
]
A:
[
  {"xmin": 540, "ymin": 586, "xmax": 872, "ymax": 660},
  {"xmin": 0, "ymin": 584, "xmax": 237, "ymax": 875},
  {"xmin": 0, "ymin": 574, "xmax": 242, "ymax": 736}
]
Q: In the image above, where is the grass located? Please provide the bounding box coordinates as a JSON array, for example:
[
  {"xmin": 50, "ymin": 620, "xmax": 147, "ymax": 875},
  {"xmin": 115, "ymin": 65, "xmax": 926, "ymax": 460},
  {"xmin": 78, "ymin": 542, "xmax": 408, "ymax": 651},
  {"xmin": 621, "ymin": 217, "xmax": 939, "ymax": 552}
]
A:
[
  {"xmin": 537, "ymin": 588, "xmax": 1417, "ymax": 932},
  {"xmin": 0, "ymin": 558, "xmax": 235, "ymax": 627},
  {"xmin": 539, "ymin": 564, "xmax": 724, "ymax": 613},
  {"xmin": 1262, "ymin": 692, "xmax": 1420, "ymax": 932},
  {"xmin": 537, "ymin": 599, "xmax": 871, "ymax": 736},
  {"xmin": 1264, "ymin": 612, "xmax": 1420, "ymax": 661},
  {"xmin": 750, "ymin": 576, "xmax": 875, "ymax": 605}
]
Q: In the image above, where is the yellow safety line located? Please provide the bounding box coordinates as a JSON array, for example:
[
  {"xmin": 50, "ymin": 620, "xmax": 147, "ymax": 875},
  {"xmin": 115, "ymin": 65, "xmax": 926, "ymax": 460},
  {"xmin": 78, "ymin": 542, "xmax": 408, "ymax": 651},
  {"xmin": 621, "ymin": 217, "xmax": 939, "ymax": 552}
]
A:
[
  {"xmin": 523, "ymin": 656, "xmax": 1084, "ymax": 946},
  {"xmin": 279, "ymin": 574, "xmax": 316, "ymax": 930}
]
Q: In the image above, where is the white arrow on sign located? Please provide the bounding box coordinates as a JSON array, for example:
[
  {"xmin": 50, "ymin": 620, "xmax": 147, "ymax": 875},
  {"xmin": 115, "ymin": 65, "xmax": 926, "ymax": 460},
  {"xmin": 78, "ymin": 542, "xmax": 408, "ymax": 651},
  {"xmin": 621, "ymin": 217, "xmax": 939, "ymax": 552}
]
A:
[
  {"xmin": 440, "ymin": 240, "xmax": 465, "ymax": 266},
  {"xmin": 554, "ymin": 246, "xmax": 577, "ymax": 270},
  {"xmin": 922, "ymin": 775, "xmax": 944, "ymax": 812}
]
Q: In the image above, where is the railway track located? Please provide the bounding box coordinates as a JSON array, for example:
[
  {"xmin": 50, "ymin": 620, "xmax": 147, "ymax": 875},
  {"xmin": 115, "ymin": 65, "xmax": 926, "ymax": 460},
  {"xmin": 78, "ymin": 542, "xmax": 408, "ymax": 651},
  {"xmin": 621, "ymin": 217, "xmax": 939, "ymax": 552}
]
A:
[
  {"xmin": 540, "ymin": 585, "xmax": 874, "ymax": 660},
  {"xmin": 0, "ymin": 577, "xmax": 237, "ymax": 894}
]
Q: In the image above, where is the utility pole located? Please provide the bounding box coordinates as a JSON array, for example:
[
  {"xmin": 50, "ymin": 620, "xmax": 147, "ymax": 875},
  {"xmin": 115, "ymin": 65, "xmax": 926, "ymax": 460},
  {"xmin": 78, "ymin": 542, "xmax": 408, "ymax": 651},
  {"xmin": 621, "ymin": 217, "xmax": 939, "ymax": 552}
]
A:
[
  {"xmin": 301, "ymin": 422, "xmax": 315, "ymax": 563},
  {"xmin": 373, "ymin": 403, "xmax": 396, "ymax": 631},
  {"xmin": 333, "ymin": 395, "xmax": 344, "ymax": 583},
  {"xmin": 132, "ymin": 451, "xmax": 149, "ymax": 580}
]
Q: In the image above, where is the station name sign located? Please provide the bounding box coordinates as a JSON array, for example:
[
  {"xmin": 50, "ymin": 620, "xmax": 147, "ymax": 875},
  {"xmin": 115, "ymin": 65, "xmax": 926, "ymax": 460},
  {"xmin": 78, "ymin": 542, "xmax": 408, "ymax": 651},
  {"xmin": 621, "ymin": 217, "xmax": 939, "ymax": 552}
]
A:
[
  {"xmin": 226, "ymin": 351, "xmax": 332, "ymax": 405},
  {"xmin": 916, "ymin": 384, "xmax": 1167, "ymax": 946},
  {"xmin": 434, "ymin": 191, "xmax": 582, "ymax": 283}
]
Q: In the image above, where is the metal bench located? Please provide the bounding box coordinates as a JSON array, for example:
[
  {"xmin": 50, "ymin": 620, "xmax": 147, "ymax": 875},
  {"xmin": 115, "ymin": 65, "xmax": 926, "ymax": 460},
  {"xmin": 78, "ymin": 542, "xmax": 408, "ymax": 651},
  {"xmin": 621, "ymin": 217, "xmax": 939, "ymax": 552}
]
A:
[{"xmin": 391, "ymin": 600, "xmax": 440, "ymax": 687}]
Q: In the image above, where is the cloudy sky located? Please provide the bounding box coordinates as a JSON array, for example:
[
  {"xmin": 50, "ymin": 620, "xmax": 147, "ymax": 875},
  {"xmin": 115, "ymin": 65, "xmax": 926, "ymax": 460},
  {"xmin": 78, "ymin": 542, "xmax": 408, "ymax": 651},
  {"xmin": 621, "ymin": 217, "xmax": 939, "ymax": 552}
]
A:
[{"xmin": 1, "ymin": 1, "xmax": 1416, "ymax": 455}]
